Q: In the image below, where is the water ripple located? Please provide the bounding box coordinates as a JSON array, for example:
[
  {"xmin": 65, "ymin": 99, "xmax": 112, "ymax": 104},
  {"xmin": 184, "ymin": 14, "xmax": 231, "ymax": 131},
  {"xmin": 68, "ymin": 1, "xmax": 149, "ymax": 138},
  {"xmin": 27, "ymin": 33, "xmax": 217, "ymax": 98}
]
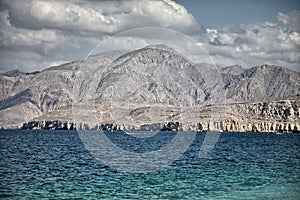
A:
[{"xmin": 0, "ymin": 130, "xmax": 299, "ymax": 199}]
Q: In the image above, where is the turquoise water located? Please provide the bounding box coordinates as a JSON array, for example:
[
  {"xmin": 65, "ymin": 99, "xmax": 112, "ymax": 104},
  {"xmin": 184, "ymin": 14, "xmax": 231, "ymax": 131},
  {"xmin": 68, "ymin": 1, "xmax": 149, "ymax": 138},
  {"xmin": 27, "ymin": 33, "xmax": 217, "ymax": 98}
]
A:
[{"xmin": 0, "ymin": 130, "xmax": 299, "ymax": 199}]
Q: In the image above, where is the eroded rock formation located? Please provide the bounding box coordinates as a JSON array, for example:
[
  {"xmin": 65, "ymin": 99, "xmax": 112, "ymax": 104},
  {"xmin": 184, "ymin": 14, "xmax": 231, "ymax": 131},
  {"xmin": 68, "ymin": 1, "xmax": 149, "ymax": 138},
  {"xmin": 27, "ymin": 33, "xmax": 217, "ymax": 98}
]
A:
[{"xmin": 21, "ymin": 97, "xmax": 300, "ymax": 133}]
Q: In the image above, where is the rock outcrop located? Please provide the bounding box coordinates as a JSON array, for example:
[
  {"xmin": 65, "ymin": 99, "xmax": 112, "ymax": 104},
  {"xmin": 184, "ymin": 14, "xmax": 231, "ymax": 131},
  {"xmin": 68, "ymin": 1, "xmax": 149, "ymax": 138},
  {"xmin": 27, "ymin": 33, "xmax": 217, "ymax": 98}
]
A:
[
  {"xmin": 1, "ymin": 44, "xmax": 300, "ymax": 129},
  {"xmin": 21, "ymin": 97, "xmax": 300, "ymax": 133}
]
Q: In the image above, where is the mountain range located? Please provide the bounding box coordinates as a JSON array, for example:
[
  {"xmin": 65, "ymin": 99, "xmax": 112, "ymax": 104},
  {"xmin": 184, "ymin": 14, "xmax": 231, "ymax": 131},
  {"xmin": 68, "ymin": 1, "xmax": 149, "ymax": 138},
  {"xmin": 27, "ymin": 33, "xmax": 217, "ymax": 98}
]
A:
[{"xmin": 1, "ymin": 44, "xmax": 299, "ymax": 129}]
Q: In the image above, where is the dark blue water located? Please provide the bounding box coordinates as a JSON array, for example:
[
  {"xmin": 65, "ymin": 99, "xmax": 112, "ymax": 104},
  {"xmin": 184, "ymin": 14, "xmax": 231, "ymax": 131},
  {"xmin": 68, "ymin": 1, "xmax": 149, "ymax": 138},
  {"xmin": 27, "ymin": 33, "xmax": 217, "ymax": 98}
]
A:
[{"xmin": 0, "ymin": 130, "xmax": 299, "ymax": 199}]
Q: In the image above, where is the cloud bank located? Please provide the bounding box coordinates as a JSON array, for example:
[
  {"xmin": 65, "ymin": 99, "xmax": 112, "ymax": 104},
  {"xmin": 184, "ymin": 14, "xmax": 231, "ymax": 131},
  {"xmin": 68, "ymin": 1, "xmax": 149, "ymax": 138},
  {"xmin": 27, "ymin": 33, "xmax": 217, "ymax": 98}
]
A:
[
  {"xmin": 204, "ymin": 10, "xmax": 300, "ymax": 71},
  {"xmin": 0, "ymin": 0, "xmax": 299, "ymax": 72}
]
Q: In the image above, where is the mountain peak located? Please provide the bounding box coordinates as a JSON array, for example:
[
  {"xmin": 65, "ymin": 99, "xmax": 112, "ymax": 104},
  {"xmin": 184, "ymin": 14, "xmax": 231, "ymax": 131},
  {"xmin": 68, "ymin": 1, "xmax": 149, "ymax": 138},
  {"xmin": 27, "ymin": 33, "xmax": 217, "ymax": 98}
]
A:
[
  {"xmin": 112, "ymin": 43, "xmax": 188, "ymax": 67},
  {"xmin": 251, "ymin": 64, "xmax": 297, "ymax": 75},
  {"xmin": 142, "ymin": 44, "xmax": 176, "ymax": 52},
  {"xmin": 2, "ymin": 69, "xmax": 25, "ymax": 77},
  {"xmin": 221, "ymin": 65, "xmax": 245, "ymax": 75}
]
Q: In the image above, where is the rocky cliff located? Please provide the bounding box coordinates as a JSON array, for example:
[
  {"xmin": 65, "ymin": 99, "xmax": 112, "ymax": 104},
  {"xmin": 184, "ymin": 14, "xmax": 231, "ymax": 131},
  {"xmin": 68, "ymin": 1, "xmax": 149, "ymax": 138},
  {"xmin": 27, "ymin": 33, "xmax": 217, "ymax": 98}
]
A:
[
  {"xmin": 21, "ymin": 96, "xmax": 300, "ymax": 133},
  {"xmin": 1, "ymin": 44, "xmax": 300, "ymax": 130}
]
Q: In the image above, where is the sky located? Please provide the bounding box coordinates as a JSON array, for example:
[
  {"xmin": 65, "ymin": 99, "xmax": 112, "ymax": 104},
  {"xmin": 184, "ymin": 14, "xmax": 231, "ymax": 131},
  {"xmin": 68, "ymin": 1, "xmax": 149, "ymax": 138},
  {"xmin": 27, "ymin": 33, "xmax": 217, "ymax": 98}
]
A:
[
  {"xmin": 175, "ymin": 0, "xmax": 300, "ymax": 28},
  {"xmin": 0, "ymin": 0, "xmax": 299, "ymax": 72}
]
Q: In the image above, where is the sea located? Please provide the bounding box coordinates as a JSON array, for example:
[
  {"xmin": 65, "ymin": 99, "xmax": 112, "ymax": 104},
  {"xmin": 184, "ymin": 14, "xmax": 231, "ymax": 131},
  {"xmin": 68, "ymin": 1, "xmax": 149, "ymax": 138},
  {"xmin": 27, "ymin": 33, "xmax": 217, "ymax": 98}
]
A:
[{"xmin": 0, "ymin": 130, "xmax": 299, "ymax": 199}]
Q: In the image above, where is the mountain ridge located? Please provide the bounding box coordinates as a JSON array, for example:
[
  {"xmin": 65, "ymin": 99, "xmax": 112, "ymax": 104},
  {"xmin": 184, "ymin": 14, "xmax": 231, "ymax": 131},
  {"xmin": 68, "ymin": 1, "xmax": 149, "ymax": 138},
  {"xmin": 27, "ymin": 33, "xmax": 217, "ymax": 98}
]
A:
[{"xmin": 0, "ymin": 44, "xmax": 299, "ymax": 128}]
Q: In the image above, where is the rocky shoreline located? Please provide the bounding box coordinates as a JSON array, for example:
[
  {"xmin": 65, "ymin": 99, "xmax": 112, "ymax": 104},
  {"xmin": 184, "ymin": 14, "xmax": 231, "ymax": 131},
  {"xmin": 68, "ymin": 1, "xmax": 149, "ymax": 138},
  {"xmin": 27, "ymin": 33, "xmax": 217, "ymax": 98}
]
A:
[
  {"xmin": 19, "ymin": 97, "xmax": 300, "ymax": 133},
  {"xmin": 20, "ymin": 120, "xmax": 300, "ymax": 133}
]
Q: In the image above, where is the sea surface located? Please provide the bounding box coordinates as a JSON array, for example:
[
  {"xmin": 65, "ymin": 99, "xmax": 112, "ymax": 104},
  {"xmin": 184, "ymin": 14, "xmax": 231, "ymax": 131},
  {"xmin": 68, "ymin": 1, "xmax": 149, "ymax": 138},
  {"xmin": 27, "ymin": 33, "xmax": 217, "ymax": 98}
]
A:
[{"xmin": 0, "ymin": 130, "xmax": 299, "ymax": 199}]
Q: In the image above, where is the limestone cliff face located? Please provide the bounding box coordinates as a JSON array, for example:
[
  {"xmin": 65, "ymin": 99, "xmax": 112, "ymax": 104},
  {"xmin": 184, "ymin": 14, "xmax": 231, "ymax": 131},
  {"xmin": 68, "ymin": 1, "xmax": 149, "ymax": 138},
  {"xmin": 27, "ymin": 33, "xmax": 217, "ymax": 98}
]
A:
[
  {"xmin": 21, "ymin": 97, "xmax": 300, "ymax": 133},
  {"xmin": 222, "ymin": 97, "xmax": 299, "ymax": 132},
  {"xmin": 178, "ymin": 97, "xmax": 299, "ymax": 132}
]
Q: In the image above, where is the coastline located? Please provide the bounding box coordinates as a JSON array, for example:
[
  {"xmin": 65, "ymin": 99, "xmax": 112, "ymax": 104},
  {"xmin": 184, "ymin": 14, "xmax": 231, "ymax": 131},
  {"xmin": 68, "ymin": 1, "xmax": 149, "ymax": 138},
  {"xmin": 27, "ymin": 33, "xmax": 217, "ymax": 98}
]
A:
[{"xmin": 16, "ymin": 120, "xmax": 300, "ymax": 133}]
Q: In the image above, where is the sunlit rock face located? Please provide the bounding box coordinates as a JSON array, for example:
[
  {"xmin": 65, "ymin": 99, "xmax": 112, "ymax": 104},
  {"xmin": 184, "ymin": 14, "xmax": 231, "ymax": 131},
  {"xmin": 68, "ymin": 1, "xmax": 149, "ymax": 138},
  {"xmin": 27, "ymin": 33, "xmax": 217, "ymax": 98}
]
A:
[
  {"xmin": 21, "ymin": 98, "xmax": 300, "ymax": 133},
  {"xmin": 1, "ymin": 45, "xmax": 299, "ymax": 130}
]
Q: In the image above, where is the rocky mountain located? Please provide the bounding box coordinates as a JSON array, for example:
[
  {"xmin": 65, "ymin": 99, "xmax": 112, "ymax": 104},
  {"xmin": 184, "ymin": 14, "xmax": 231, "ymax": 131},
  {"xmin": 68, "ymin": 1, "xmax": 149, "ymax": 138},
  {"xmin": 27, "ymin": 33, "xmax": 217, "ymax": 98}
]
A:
[
  {"xmin": 0, "ymin": 44, "xmax": 299, "ymax": 129},
  {"xmin": 2, "ymin": 69, "xmax": 26, "ymax": 77},
  {"xmin": 221, "ymin": 64, "xmax": 300, "ymax": 102}
]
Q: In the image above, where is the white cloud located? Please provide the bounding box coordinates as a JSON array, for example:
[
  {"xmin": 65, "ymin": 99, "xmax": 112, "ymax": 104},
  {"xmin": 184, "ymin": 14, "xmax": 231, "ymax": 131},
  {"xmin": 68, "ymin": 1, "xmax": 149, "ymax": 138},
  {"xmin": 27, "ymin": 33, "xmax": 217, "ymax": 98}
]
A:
[
  {"xmin": 203, "ymin": 10, "xmax": 300, "ymax": 70},
  {"xmin": 0, "ymin": 50, "xmax": 67, "ymax": 72},
  {"xmin": 0, "ymin": 10, "xmax": 57, "ymax": 46},
  {"xmin": 0, "ymin": 0, "xmax": 202, "ymax": 72},
  {"xmin": 0, "ymin": 0, "xmax": 299, "ymax": 73},
  {"xmin": 2, "ymin": 0, "xmax": 200, "ymax": 34},
  {"xmin": 277, "ymin": 10, "xmax": 300, "ymax": 32}
]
